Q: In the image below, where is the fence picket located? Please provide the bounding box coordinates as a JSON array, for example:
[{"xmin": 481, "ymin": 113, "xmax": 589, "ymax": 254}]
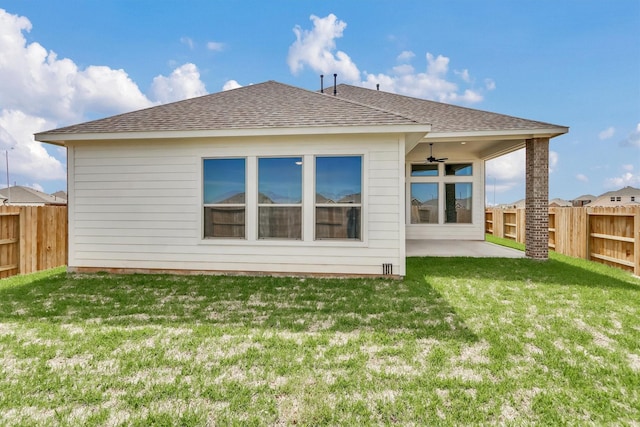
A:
[
  {"xmin": 486, "ymin": 206, "xmax": 640, "ymax": 275},
  {"xmin": 0, "ymin": 206, "xmax": 67, "ymax": 278}
]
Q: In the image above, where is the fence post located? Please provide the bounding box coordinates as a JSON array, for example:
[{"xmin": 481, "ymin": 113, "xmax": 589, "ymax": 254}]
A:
[
  {"xmin": 635, "ymin": 209, "xmax": 640, "ymax": 276},
  {"xmin": 18, "ymin": 207, "xmax": 24, "ymax": 275}
]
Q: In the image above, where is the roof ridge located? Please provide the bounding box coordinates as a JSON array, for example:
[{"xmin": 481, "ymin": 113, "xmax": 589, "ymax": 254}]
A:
[
  {"xmin": 317, "ymin": 86, "xmax": 425, "ymax": 125},
  {"xmin": 270, "ymin": 80, "xmax": 423, "ymax": 125}
]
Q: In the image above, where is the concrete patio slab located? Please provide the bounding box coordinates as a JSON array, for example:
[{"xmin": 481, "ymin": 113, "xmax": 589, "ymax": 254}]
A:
[{"xmin": 406, "ymin": 240, "xmax": 526, "ymax": 258}]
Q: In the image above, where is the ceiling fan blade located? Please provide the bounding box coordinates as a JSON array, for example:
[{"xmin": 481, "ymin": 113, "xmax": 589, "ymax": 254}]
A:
[{"xmin": 427, "ymin": 143, "xmax": 447, "ymax": 163}]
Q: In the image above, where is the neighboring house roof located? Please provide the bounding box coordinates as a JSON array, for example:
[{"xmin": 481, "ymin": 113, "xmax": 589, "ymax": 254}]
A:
[
  {"xmin": 572, "ymin": 194, "xmax": 596, "ymax": 201},
  {"xmin": 333, "ymin": 84, "xmax": 567, "ymax": 134},
  {"xmin": 0, "ymin": 186, "xmax": 67, "ymax": 205},
  {"xmin": 35, "ymin": 80, "xmax": 567, "ymax": 145},
  {"xmin": 549, "ymin": 198, "xmax": 572, "ymax": 207},
  {"xmin": 497, "ymin": 199, "xmax": 525, "ymax": 209},
  {"xmin": 52, "ymin": 190, "xmax": 67, "ymax": 200},
  {"xmin": 587, "ymin": 186, "xmax": 640, "ymax": 207}
]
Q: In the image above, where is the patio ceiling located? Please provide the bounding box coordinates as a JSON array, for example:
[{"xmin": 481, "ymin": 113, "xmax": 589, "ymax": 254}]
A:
[{"xmin": 406, "ymin": 138, "xmax": 529, "ymax": 162}]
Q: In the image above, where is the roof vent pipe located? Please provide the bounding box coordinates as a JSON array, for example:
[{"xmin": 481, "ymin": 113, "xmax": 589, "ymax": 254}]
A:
[
  {"xmin": 320, "ymin": 75, "xmax": 324, "ymax": 93},
  {"xmin": 376, "ymin": 84, "xmax": 380, "ymax": 91},
  {"xmin": 333, "ymin": 74, "xmax": 337, "ymax": 96}
]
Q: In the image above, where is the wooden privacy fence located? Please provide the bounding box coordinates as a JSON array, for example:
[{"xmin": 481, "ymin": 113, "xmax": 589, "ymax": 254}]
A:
[
  {"xmin": 0, "ymin": 205, "xmax": 67, "ymax": 279},
  {"xmin": 486, "ymin": 207, "xmax": 640, "ymax": 275}
]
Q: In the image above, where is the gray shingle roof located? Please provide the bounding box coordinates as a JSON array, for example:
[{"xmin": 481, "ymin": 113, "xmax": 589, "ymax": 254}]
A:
[
  {"xmin": 334, "ymin": 84, "xmax": 565, "ymax": 133},
  {"xmin": 37, "ymin": 81, "xmax": 421, "ymax": 137},
  {"xmin": 36, "ymin": 80, "xmax": 567, "ymax": 139},
  {"xmin": 0, "ymin": 186, "xmax": 66, "ymax": 205}
]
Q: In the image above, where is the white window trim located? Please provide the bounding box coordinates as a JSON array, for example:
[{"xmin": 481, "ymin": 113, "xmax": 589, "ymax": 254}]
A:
[
  {"xmin": 314, "ymin": 154, "xmax": 364, "ymax": 242},
  {"xmin": 407, "ymin": 160, "xmax": 475, "ymax": 226},
  {"xmin": 202, "ymin": 157, "xmax": 247, "ymax": 239},
  {"xmin": 199, "ymin": 150, "xmax": 368, "ymax": 247},
  {"xmin": 257, "ymin": 155, "xmax": 304, "ymax": 240}
]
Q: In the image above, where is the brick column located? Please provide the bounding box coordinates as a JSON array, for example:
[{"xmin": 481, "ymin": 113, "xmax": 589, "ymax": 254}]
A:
[{"xmin": 525, "ymin": 138, "xmax": 549, "ymax": 260}]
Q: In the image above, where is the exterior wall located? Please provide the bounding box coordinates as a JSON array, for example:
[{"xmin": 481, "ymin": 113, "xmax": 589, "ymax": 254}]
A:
[
  {"xmin": 67, "ymin": 134, "xmax": 406, "ymax": 277},
  {"xmin": 405, "ymin": 149, "xmax": 486, "ymax": 240}
]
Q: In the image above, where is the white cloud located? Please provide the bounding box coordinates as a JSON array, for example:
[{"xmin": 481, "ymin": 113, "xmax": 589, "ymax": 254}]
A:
[
  {"xmin": 287, "ymin": 14, "xmax": 360, "ymax": 82},
  {"xmin": 598, "ymin": 126, "xmax": 615, "ymax": 140},
  {"xmin": 0, "ymin": 109, "xmax": 65, "ymax": 181},
  {"xmin": 0, "ymin": 9, "xmax": 153, "ymax": 123},
  {"xmin": 455, "ymin": 69, "xmax": 471, "ymax": 83},
  {"xmin": 604, "ymin": 172, "xmax": 640, "ymax": 189},
  {"xmin": 485, "ymin": 149, "xmax": 558, "ymax": 194},
  {"xmin": 180, "ymin": 37, "xmax": 195, "ymax": 50},
  {"xmin": 484, "ymin": 78, "xmax": 496, "ymax": 91},
  {"xmin": 362, "ymin": 52, "xmax": 486, "ymax": 104},
  {"xmin": 150, "ymin": 63, "xmax": 207, "ymax": 104},
  {"xmin": 622, "ymin": 164, "xmax": 634, "ymax": 172},
  {"xmin": 0, "ymin": 8, "xmax": 210, "ymax": 192},
  {"xmin": 397, "ymin": 51, "xmax": 415, "ymax": 62},
  {"xmin": 620, "ymin": 123, "xmax": 640, "ymax": 148},
  {"xmin": 576, "ymin": 173, "xmax": 589, "ymax": 183},
  {"xmin": 486, "ymin": 150, "xmax": 525, "ymax": 186},
  {"xmin": 222, "ymin": 80, "xmax": 242, "ymax": 91},
  {"xmin": 288, "ymin": 13, "xmax": 493, "ymax": 105},
  {"xmin": 75, "ymin": 65, "xmax": 153, "ymax": 117},
  {"xmin": 549, "ymin": 150, "xmax": 558, "ymax": 173},
  {"xmin": 207, "ymin": 41, "xmax": 225, "ymax": 52}
]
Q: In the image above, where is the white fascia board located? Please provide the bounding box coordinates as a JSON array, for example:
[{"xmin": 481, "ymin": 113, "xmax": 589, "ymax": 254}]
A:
[
  {"xmin": 423, "ymin": 127, "xmax": 569, "ymax": 142},
  {"xmin": 35, "ymin": 124, "xmax": 432, "ymax": 144}
]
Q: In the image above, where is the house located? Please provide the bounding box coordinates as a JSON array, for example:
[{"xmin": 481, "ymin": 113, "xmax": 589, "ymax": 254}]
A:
[
  {"xmin": 497, "ymin": 199, "xmax": 525, "ymax": 209},
  {"xmin": 0, "ymin": 185, "xmax": 67, "ymax": 206},
  {"xmin": 35, "ymin": 81, "xmax": 567, "ymax": 277},
  {"xmin": 52, "ymin": 190, "xmax": 68, "ymax": 201},
  {"xmin": 587, "ymin": 186, "xmax": 640, "ymax": 207},
  {"xmin": 571, "ymin": 194, "xmax": 595, "ymax": 207},
  {"xmin": 548, "ymin": 198, "xmax": 572, "ymax": 207}
]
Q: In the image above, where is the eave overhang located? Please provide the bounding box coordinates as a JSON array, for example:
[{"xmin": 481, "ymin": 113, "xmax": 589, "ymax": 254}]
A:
[
  {"xmin": 423, "ymin": 127, "xmax": 569, "ymax": 142},
  {"xmin": 35, "ymin": 124, "xmax": 432, "ymax": 147}
]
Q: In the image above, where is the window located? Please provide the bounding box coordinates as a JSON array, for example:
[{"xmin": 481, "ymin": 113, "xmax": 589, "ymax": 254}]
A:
[
  {"xmin": 315, "ymin": 156, "xmax": 362, "ymax": 240},
  {"xmin": 411, "ymin": 183, "xmax": 438, "ymax": 224},
  {"xmin": 258, "ymin": 157, "xmax": 302, "ymax": 239},
  {"xmin": 632, "ymin": 196, "xmax": 636, "ymax": 202},
  {"xmin": 445, "ymin": 183, "xmax": 472, "ymax": 223},
  {"xmin": 408, "ymin": 162, "xmax": 474, "ymax": 225},
  {"xmin": 411, "ymin": 164, "xmax": 438, "ymax": 176},
  {"xmin": 616, "ymin": 196, "xmax": 622, "ymax": 202},
  {"xmin": 203, "ymin": 158, "xmax": 245, "ymax": 238},
  {"xmin": 610, "ymin": 197, "xmax": 616, "ymax": 202},
  {"xmin": 445, "ymin": 163, "xmax": 472, "ymax": 176}
]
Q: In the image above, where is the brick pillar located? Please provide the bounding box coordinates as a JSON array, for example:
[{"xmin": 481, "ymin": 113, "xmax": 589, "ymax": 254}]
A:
[{"xmin": 525, "ymin": 138, "xmax": 549, "ymax": 260}]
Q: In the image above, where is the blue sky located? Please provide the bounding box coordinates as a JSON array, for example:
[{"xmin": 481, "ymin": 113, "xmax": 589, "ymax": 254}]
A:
[{"xmin": 0, "ymin": 0, "xmax": 638, "ymax": 204}]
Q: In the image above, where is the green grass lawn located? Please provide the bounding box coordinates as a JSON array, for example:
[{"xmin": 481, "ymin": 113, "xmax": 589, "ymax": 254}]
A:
[{"xmin": 1, "ymin": 243, "xmax": 639, "ymax": 426}]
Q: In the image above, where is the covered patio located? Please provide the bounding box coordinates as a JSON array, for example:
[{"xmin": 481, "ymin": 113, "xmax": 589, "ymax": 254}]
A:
[
  {"xmin": 334, "ymin": 84, "xmax": 569, "ymax": 262},
  {"xmin": 406, "ymin": 239, "xmax": 525, "ymax": 258}
]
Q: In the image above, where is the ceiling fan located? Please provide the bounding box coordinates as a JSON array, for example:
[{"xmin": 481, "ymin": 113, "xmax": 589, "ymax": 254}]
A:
[{"xmin": 426, "ymin": 143, "xmax": 448, "ymax": 163}]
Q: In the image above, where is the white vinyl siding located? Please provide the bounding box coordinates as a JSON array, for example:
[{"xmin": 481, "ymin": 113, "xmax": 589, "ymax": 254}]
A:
[{"xmin": 67, "ymin": 134, "xmax": 404, "ymax": 276}]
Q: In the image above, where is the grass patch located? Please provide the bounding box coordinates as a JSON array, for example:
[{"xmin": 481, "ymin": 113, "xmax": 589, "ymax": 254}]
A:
[{"xmin": 0, "ymin": 256, "xmax": 638, "ymax": 425}]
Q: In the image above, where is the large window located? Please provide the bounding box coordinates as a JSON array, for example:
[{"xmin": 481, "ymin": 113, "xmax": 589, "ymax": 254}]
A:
[
  {"xmin": 203, "ymin": 158, "xmax": 246, "ymax": 238},
  {"xmin": 315, "ymin": 156, "xmax": 362, "ymax": 240},
  {"xmin": 409, "ymin": 162, "xmax": 474, "ymax": 225},
  {"xmin": 410, "ymin": 183, "xmax": 438, "ymax": 224},
  {"xmin": 258, "ymin": 157, "xmax": 302, "ymax": 239}
]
